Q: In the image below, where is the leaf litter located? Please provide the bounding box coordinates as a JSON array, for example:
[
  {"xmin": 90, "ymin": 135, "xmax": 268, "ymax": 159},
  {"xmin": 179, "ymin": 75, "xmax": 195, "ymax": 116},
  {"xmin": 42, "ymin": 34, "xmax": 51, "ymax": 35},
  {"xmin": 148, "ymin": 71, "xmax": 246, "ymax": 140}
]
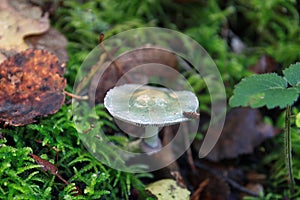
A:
[
  {"xmin": 195, "ymin": 107, "xmax": 276, "ymax": 161},
  {"xmin": 0, "ymin": 48, "xmax": 66, "ymax": 126},
  {"xmin": 88, "ymin": 46, "xmax": 179, "ymax": 103},
  {"xmin": 0, "ymin": 0, "xmax": 49, "ymax": 62},
  {"xmin": 25, "ymin": 28, "xmax": 69, "ymax": 63}
]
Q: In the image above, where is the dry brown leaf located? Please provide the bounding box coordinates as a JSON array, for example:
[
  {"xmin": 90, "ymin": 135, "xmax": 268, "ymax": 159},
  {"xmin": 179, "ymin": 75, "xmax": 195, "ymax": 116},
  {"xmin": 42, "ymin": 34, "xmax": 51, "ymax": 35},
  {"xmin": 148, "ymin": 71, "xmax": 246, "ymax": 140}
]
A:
[
  {"xmin": 0, "ymin": 53, "xmax": 6, "ymax": 64},
  {"xmin": 9, "ymin": 0, "xmax": 45, "ymax": 19},
  {"xmin": 89, "ymin": 47, "xmax": 178, "ymax": 104},
  {"xmin": 0, "ymin": 0, "xmax": 49, "ymax": 53},
  {"xmin": 198, "ymin": 108, "xmax": 275, "ymax": 161},
  {"xmin": 25, "ymin": 28, "xmax": 69, "ymax": 63},
  {"xmin": 0, "ymin": 48, "xmax": 66, "ymax": 126},
  {"xmin": 249, "ymin": 54, "xmax": 279, "ymax": 74}
]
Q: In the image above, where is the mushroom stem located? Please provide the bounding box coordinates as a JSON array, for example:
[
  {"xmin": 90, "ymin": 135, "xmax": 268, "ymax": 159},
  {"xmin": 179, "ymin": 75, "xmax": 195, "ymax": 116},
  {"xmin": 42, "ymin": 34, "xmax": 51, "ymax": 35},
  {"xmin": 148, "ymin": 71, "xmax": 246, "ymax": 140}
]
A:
[{"xmin": 143, "ymin": 126, "xmax": 160, "ymax": 148}]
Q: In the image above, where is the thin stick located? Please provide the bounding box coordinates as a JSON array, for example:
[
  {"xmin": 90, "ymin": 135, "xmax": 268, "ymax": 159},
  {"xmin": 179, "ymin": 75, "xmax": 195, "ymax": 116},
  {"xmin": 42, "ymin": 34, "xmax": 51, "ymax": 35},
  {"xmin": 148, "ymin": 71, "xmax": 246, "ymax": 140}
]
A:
[
  {"xmin": 56, "ymin": 173, "xmax": 70, "ymax": 185},
  {"xmin": 34, "ymin": 139, "xmax": 60, "ymax": 162},
  {"xmin": 75, "ymin": 53, "xmax": 107, "ymax": 94},
  {"xmin": 98, "ymin": 33, "xmax": 131, "ymax": 83},
  {"xmin": 64, "ymin": 91, "xmax": 88, "ymax": 100},
  {"xmin": 190, "ymin": 178, "xmax": 209, "ymax": 200}
]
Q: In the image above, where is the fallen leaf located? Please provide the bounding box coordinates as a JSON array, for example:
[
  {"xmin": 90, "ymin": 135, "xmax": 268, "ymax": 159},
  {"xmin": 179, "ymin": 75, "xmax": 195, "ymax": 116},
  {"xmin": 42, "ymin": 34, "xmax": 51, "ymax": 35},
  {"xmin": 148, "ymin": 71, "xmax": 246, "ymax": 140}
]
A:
[
  {"xmin": 0, "ymin": 53, "xmax": 6, "ymax": 64},
  {"xmin": 89, "ymin": 46, "xmax": 178, "ymax": 104},
  {"xmin": 25, "ymin": 28, "xmax": 69, "ymax": 63},
  {"xmin": 249, "ymin": 54, "xmax": 279, "ymax": 74},
  {"xmin": 22, "ymin": 0, "xmax": 61, "ymax": 15},
  {"xmin": 188, "ymin": 168, "xmax": 230, "ymax": 200},
  {"xmin": 146, "ymin": 179, "xmax": 190, "ymax": 200},
  {"xmin": 191, "ymin": 161, "xmax": 261, "ymax": 199},
  {"xmin": 9, "ymin": 0, "xmax": 45, "ymax": 19},
  {"xmin": 0, "ymin": 48, "xmax": 66, "ymax": 126},
  {"xmin": 195, "ymin": 108, "xmax": 275, "ymax": 161},
  {"xmin": 0, "ymin": 0, "xmax": 49, "ymax": 53}
]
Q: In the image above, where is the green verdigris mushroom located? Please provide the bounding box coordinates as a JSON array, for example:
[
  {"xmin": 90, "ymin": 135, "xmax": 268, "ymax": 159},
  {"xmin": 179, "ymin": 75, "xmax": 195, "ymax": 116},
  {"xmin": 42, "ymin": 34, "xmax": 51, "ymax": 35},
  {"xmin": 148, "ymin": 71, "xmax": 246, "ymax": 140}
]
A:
[{"xmin": 104, "ymin": 84, "xmax": 199, "ymax": 154}]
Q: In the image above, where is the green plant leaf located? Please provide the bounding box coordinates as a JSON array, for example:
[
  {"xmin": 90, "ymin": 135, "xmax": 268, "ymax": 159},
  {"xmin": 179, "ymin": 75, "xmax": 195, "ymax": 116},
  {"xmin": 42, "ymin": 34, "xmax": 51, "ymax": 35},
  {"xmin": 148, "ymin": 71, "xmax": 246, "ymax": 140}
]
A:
[
  {"xmin": 229, "ymin": 73, "xmax": 299, "ymax": 108},
  {"xmin": 283, "ymin": 62, "xmax": 300, "ymax": 87},
  {"xmin": 296, "ymin": 112, "xmax": 300, "ymax": 128}
]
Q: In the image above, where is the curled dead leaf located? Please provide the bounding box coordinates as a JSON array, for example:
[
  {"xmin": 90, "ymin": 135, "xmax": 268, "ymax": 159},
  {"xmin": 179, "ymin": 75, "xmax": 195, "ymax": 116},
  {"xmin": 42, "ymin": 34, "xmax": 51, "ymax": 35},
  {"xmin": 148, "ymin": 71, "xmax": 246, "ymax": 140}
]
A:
[{"xmin": 0, "ymin": 48, "xmax": 66, "ymax": 126}]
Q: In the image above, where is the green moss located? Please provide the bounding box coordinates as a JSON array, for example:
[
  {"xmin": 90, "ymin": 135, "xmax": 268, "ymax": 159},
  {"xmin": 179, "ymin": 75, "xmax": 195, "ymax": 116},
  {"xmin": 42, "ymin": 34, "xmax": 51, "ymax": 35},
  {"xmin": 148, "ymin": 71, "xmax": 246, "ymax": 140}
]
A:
[{"xmin": 0, "ymin": 103, "xmax": 149, "ymax": 199}]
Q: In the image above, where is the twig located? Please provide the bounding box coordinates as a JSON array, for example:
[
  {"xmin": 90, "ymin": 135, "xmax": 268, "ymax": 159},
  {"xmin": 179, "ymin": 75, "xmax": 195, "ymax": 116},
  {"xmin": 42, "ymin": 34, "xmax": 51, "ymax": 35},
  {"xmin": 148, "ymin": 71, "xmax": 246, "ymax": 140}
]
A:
[
  {"xmin": 75, "ymin": 53, "xmax": 107, "ymax": 94},
  {"xmin": 98, "ymin": 33, "xmax": 131, "ymax": 83},
  {"xmin": 183, "ymin": 111, "xmax": 200, "ymax": 119},
  {"xmin": 30, "ymin": 153, "xmax": 82, "ymax": 195},
  {"xmin": 190, "ymin": 178, "xmax": 210, "ymax": 200},
  {"xmin": 194, "ymin": 161, "xmax": 260, "ymax": 197},
  {"xmin": 83, "ymin": 124, "xmax": 95, "ymax": 134},
  {"xmin": 34, "ymin": 139, "xmax": 60, "ymax": 152},
  {"xmin": 34, "ymin": 139, "xmax": 60, "ymax": 162},
  {"xmin": 56, "ymin": 173, "xmax": 70, "ymax": 185},
  {"xmin": 64, "ymin": 91, "xmax": 88, "ymax": 100}
]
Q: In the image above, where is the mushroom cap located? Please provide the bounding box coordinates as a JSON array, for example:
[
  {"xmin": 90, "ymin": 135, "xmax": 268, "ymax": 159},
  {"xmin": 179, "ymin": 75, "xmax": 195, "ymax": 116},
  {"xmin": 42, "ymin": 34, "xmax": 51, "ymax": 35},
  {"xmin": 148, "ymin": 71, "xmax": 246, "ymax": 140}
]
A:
[{"xmin": 104, "ymin": 84, "xmax": 199, "ymax": 127}]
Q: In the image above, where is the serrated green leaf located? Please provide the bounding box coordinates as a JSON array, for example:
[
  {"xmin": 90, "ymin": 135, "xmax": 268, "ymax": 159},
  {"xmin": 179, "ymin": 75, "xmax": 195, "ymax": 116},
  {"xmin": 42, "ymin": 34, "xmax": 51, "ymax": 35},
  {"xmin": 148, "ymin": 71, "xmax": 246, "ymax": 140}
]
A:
[
  {"xmin": 283, "ymin": 62, "xmax": 300, "ymax": 86},
  {"xmin": 297, "ymin": 85, "xmax": 300, "ymax": 93},
  {"xmin": 261, "ymin": 88, "xmax": 298, "ymax": 108},
  {"xmin": 230, "ymin": 73, "xmax": 299, "ymax": 108}
]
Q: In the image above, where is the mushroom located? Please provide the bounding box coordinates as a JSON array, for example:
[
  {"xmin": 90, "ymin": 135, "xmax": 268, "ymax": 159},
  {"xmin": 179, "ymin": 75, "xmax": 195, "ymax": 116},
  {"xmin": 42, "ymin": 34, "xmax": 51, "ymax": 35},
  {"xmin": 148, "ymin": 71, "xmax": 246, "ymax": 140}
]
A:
[{"xmin": 104, "ymin": 84, "xmax": 199, "ymax": 154}]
